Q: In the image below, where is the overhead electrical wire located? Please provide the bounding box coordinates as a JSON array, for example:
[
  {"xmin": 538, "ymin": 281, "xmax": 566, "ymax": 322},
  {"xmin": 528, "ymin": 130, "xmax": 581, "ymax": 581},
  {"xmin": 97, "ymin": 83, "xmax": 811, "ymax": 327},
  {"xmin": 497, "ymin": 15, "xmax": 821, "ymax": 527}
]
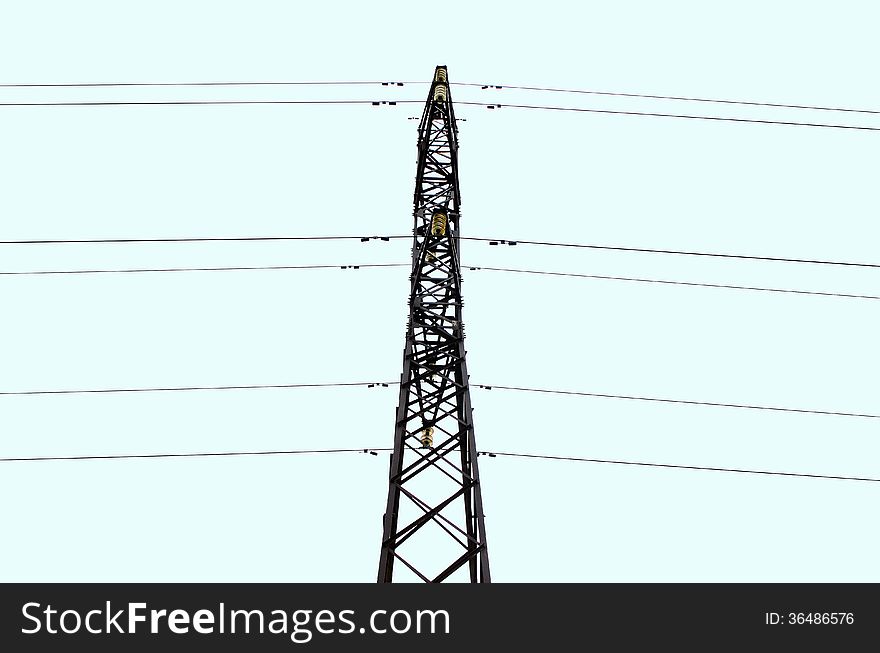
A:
[
  {"xmin": 462, "ymin": 237, "xmax": 880, "ymax": 270},
  {"xmin": 0, "ymin": 381, "xmax": 394, "ymax": 396},
  {"xmin": 2, "ymin": 233, "xmax": 878, "ymax": 271},
  {"xmin": 2, "ymin": 259, "xmax": 873, "ymax": 303},
  {"xmin": 0, "ymin": 99, "xmax": 402, "ymax": 107},
  {"xmin": 454, "ymin": 101, "xmax": 880, "ymax": 132},
  {"xmin": 0, "ymin": 98, "xmax": 874, "ymax": 132},
  {"xmin": 2, "ymin": 380, "xmax": 877, "ymax": 421},
  {"xmin": 2, "ymin": 78, "xmax": 876, "ymax": 116},
  {"xmin": 0, "ymin": 235, "xmax": 410, "ymax": 245},
  {"xmin": 0, "ymin": 262, "xmax": 407, "ymax": 276},
  {"xmin": 1, "ymin": 446, "xmax": 875, "ymax": 484},
  {"xmin": 2, "ymin": 81, "xmax": 876, "ymax": 490},
  {"xmin": 454, "ymin": 82, "xmax": 880, "ymax": 116},
  {"xmin": 0, "ymin": 81, "xmax": 403, "ymax": 88},
  {"xmin": 473, "ymin": 385, "xmax": 880, "ymax": 420},
  {"xmin": 0, "ymin": 448, "xmax": 392, "ymax": 463},
  {"xmin": 466, "ymin": 266, "xmax": 880, "ymax": 301},
  {"xmin": 478, "ymin": 452, "xmax": 880, "ymax": 484}
]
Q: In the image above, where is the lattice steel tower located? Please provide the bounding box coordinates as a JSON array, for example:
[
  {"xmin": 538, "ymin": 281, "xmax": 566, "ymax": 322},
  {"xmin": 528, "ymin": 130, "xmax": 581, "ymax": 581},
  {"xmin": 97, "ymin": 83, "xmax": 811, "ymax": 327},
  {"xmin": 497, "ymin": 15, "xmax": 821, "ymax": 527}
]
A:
[{"xmin": 377, "ymin": 66, "xmax": 490, "ymax": 583}]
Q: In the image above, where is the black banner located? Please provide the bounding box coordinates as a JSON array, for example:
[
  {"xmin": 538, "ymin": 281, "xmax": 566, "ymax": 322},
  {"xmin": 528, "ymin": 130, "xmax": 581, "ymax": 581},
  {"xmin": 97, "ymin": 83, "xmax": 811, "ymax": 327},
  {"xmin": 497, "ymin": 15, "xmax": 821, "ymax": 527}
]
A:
[{"xmin": 0, "ymin": 583, "xmax": 876, "ymax": 650}]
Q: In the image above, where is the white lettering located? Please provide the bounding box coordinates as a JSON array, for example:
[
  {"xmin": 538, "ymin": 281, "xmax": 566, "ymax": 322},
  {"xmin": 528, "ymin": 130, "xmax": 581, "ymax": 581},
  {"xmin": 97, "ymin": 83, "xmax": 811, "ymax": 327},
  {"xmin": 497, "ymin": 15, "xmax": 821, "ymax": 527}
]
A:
[
  {"xmin": 21, "ymin": 603, "xmax": 41, "ymax": 634},
  {"xmin": 192, "ymin": 609, "xmax": 214, "ymax": 634},
  {"xmin": 167, "ymin": 609, "xmax": 190, "ymax": 634},
  {"xmin": 128, "ymin": 602, "xmax": 146, "ymax": 633}
]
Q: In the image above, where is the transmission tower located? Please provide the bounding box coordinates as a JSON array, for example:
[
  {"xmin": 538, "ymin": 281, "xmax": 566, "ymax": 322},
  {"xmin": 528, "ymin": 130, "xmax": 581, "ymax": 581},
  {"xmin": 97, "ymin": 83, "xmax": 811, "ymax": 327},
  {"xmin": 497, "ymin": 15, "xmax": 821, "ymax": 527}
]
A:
[{"xmin": 377, "ymin": 66, "xmax": 491, "ymax": 583}]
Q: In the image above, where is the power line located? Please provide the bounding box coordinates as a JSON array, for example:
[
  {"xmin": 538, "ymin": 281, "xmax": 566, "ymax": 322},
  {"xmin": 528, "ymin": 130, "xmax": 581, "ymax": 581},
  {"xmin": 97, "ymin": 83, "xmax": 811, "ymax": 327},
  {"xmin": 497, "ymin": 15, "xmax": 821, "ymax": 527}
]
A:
[
  {"xmin": 0, "ymin": 448, "xmax": 392, "ymax": 463},
  {"xmin": 0, "ymin": 99, "xmax": 402, "ymax": 107},
  {"xmin": 2, "ymin": 259, "xmax": 873, "ymax": 303},
  {"xmin": 0, "ymin": 81, "xmax": 406, "ymax": 88},
  {"xmin": 474, "ymin": 385, "xmax": 880, "ymax": 420},
  {"xmin": 0, "ymin": 263, "xmax": 407, "ymax": 276},
  {"xmin": 466, "ymin": 266, "xmax": 880, "ymax": 301},
  {"xmin": 2, "ymin": 379, "xmax": 877, "ymax": 422},
  {"xmin": 0, "ymin": 235, "xmax": 409, "ymax": 245},
  {"xmin": 463, "ymin": 237, "xmax": 880, "ymax": 270},
  {"xmin": 0, "ymin": 381, "xmax": 394, "ymax": 396},
  {"xmin": 456, "ymin": 102, "xmax": 880, "ymax": 132},
  {"xmin": 456, "ymin": 82, "xmax": 880, "ymax": 116},
  {"xmin": 3, "ymin": 232, "xmax": 878, "ymax": 271},
  {"xmin": 0, "ymin": 97, "xmax": 875, "ymax": 132},
  {"xmin": 2, "ymin": 446, "xmax": 875, "ymax": 484},
  {"xmin": 4, "ymin": 78, "xmax": 875, "ymax": 116},
  {"xmin": 479, "ymin": 451, "xmax": 880, "ymax": 484}
]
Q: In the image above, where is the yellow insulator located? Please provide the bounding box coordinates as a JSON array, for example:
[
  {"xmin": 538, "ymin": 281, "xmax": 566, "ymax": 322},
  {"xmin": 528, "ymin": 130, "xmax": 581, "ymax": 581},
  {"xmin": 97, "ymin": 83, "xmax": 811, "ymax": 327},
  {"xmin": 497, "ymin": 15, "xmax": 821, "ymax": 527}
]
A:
[
  {"xmin": 431, "ymin": 213, "xmax": 447, "ymax": 236},
  {"xmin": 433, "ymin": 68, "xmax": 448, "ymax": 101},
  {"xmin": 420, "ymin": 427, "xmax": 434, "ymax": 449},
  {"xmin": 426, "ymin": 252, "xmax": 436, "ymax": 262}
]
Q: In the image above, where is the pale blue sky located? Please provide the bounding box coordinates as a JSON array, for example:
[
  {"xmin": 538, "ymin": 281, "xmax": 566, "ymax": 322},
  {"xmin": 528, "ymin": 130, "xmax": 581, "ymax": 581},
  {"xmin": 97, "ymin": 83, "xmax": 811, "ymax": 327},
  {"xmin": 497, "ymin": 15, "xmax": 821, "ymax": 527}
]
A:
[{"xmin": 1, "ymin": 0, "xmax": 879, "ymax": 581}]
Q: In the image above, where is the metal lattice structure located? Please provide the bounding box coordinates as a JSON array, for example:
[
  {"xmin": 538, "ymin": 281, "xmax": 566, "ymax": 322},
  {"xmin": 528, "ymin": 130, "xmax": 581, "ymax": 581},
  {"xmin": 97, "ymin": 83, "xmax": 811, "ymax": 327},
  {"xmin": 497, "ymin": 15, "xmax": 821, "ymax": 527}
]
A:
[{"xmin": 377, "ymin": 66, "xmax": 490, "ymax": 583}]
